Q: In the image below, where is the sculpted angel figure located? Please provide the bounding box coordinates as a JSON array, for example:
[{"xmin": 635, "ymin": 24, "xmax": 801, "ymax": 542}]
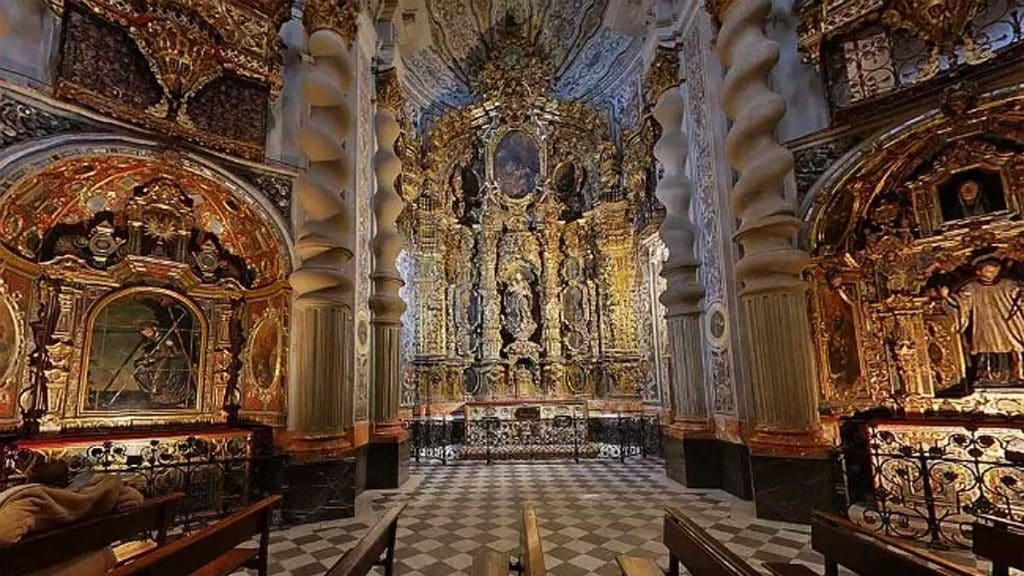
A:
[{"xmin": 940, "ymin": 256, "xmax": 1024, "ymax": 382}]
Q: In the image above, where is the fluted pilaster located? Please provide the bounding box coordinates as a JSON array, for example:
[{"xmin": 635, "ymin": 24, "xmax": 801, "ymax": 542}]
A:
[
  {"xmin": 653, "ymin": 85, "xmax": 707, "ymax": 427},
  {"xmin": 370, "ymin": 106, "xmax": 405, "ymax": 433},
  {"xmin": 288, "ymin": 29, "xmax": 355, "ymax": 445},
  {"xmin": 716, "ymin": 0, "xmax": 820, "ymax": 450}
]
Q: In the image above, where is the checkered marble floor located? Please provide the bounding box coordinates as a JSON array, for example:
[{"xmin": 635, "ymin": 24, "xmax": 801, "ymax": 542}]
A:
[{"xmin": 244, "ymin": 459, "xmax": 986, "ymax": 576}]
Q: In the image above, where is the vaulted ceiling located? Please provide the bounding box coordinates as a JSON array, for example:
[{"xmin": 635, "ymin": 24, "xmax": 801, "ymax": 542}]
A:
[{"xmin": 391, "ymin": 0, "xmax": 653, "ymax": 125}]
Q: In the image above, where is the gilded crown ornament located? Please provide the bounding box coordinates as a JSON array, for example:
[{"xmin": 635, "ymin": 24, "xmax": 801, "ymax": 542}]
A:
[
  {"xmin": 130, "ymin": 6, "xmax": 223, "ymax": 119},
  {"xmin": 471, "ymin": 15, "xmax": 550, "ymax": 112},
  {"xmin": 303, "ymin": 0, "xmax": 358, "ymax": 45}
]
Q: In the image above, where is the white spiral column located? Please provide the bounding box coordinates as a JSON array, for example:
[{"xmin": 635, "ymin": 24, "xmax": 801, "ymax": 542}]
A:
[
  {"xmin": 366, "ymin": 73, "xmax": 408, "ymax": 488},
  {"xmin": 370, "ymin": 100, "xmax": 405, "ymax": 434},
  {"xmin": 716, "ymin": 0, "xmax": 821, "ymax": 453},
  {"xmin": 287, "ymin": 28, "xmax": 356, "ymax": 456},
  {"xmin": 653, "ymin": 85, "xmax": 708, "ymax": 431}
]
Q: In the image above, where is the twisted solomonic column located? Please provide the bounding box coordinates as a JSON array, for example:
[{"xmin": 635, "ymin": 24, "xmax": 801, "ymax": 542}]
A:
[
  {"xmin": 653, "ymin": 85, "xmax": 708, "ymax": 431},
  {"xmin": 716, "ymin": 0, "xmax": 821, "ymax": 452},
  {"xmin": 369, "ymin": 97, "xmax": 405, "ymax": 439},
  {"xmin": 288, "ymin": 28, "xmax": 356, "ymax": 450}
]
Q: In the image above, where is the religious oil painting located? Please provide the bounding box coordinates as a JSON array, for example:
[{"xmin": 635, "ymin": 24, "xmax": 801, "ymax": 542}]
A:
[
  {"xmin": 0, "ymin": 297, "xmax": 15, "ymax": 385},
  {"xmin": 494, "ymin": 130, "xmax": 540, "ymax": 199},
  {"xmin": 84, "ymin": 290, "xmax": 202, "ymax": 411},
  {"xmin": 246, "ymin": 316, "xmax": 283, "ymax": 389},
  {"xmin": 938, "ymin": 167, "xmax": 1007, "ymax": 222}
]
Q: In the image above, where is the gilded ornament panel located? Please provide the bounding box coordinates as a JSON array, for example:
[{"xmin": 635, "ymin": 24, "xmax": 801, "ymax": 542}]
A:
[{"xmin": 808, "ymin": 92, "xmax": 1024, "ymax": 417}]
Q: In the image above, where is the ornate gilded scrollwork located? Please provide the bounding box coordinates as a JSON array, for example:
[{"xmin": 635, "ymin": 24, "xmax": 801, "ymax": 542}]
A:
[{"xmin": 809, "ymin": 94, "xmax": 1024, "ymax": 417}]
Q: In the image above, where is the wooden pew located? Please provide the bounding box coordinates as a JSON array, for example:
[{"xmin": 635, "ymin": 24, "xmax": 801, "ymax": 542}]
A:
[
  {"xmin": 617, "ymin": 507, "xmax": 763, "ymax": 576},
  {"xmin": 763, "ymin": 511, "xmax": 984, "ymax": 576},
  {"xmin": 107, "ymin": 494, "xmax": 281, "ymax": 576},
  {"xmin": 0, "ymin": 492, "xmax": 183, "ymax": 576},
  {"xmin": 324, "ymin": 502, "xmax": 406, "ymax": 576},
  {"xmin": 972, "ymin": 514, "xmax": 1024, "ymax": 576},
  {"xmin": 472, "ymin": 503, "xmax": 546, "ymax": 576}
]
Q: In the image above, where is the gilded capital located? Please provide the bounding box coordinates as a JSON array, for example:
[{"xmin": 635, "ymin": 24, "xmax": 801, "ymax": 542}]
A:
[
  {"xmin": 644, "ymin": 45, "xmax": 681, "ymax": 103},
  {"xmin": 375, "ymin": 67, "xmax": 403, "ymax": 112},
  {"xmin": 704, "ymin": 0, "xmax": 737, "ymax": 22},
  {"xmin": 304, "ymin": 0, "xmax": 358, "ymax": 45}
]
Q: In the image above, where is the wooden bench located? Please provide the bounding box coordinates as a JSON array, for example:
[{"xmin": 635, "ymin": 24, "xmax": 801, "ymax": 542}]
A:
[
  {"xmin": 472, "ymin": 503, "xmax": 546, "ymax": 576},
  {"xmin": 324, "ymin": 502, "xmax": 406, "ymax": 576},
  {"xmin": 0, "ymin": 492, "xmax": 183, "ymax": 576},
  {"xmin": 617, "ymin": 506, "xmax": 761, "ymax": 576},
  {"xmin": 763, "ymin": 511, "xmax": 984, "ymax": 576},
  {"xmin": 107, "ymin": 494, "xmax": 281, "ymax": 576},
  {"xmin": 972, "ymin": 514, "xmax": 1024, "ymax": 576}
]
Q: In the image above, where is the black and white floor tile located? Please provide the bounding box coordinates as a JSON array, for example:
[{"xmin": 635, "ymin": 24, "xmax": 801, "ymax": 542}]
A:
[{"xmin": 243, "ymin": 459, "xmax": 984, "ymax": 576}]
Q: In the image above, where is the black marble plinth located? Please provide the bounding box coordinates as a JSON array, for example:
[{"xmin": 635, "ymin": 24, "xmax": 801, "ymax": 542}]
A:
[
  {"xmin": 720, "ymin": 441, "xmax": 753, "ymax": 500},
  {"xmin": 664, "ymin": 437, "xmax": 752, "ymax": 499},
  {"xmin": 281, "ymin": 455, "xmax": 360, "ymax": 524},
  {"xmin": 366, "ymin": 440, "xmax": 410, "ymax": 490},
  {"xmin": 750, "ymin": 454, "xmax": 836, "ymax": 523}
]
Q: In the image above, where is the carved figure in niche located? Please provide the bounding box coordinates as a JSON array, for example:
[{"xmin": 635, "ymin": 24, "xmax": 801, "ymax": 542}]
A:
[
  {"xmin": 560, "ymin": 256, "xmax": 589, "ymax": 355},
  {"xmin": 939, "ymin": 169, "xmax": 1006, "ymax": 222},
  {"xmin": 939, "ymin": 256, "xmax": 1024, "ymax": 384},
  {"xmin": 454, "ymin": 282, "xmax": 482, "ymax": 356},
  {"xmin": 503, "ymin": 270, "xmax": 536, "ymax": 341},
  {"xmin": 553, "ymin": 161, "xmax": 586, "ymax": 220},
  {"xmin": 85, "ymin": 292, "xmax": 201, "ymax": 410},
  {"xmin": 513, "ymin": 363, "xmax": 537, "ymax": 397}
]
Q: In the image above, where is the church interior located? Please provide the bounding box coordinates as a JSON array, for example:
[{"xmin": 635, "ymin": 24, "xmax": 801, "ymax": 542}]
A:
[{"xmin": 1, "ymin": 0, "xmax": 1024, "ymax": 574}]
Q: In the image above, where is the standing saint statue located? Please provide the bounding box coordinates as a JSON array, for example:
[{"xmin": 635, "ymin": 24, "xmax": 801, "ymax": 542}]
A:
[
  {"xmin": 940, "ymin": 257, "xmax": 1024, "ymax": 382},
  {"xmin": 503, "ymin": 270, "xmax": 536, "ymax": 342}
]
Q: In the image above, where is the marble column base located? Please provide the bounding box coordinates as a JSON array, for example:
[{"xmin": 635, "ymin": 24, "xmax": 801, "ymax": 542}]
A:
[
  {"xmin": 281, "ymin": 447, "xmax": 366, "ymax": 524},
  {"xmin": 366, "ymin": 439, "xmax": 410, "ymax": 490},
  {"xmin": 664, "ymin": 436, "xmax": 752, "ymax": 500},
  {"xmin": 750, "ymin": 454, "xmax": 838, "ymax": 523}
]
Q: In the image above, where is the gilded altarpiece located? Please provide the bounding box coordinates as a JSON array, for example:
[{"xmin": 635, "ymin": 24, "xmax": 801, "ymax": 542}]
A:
[
  {"xmin": 398, "ymin": 95, "xmax": 644, "ymax": 405},
  {"xmin": 808, "ymin": 95, "xmax": 1024, "ymax": 418},
  {"xmin": 0, "ymin": 152, "xmax": 291, "ymax": 431}
]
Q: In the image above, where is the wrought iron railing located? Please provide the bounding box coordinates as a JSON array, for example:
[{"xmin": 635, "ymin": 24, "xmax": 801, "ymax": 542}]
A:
[
  {"xmin": 846, "ymin": 421, "xmax": 1024, "ymax": 548},
  {"xmin": 0, "ymin": 432, "xmax": 282, "ymax": 533},
  {"xmin": 405, "ymin": 413, "xmax": 662, "ymax": 464}
]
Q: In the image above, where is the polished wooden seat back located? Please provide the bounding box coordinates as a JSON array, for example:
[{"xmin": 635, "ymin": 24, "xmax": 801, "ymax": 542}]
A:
[
  {"xmin": 807, "ymin": 511, "xmax": 982, "ymax": 576},
  {"xmin": 520, "ymin": 504, "xmax": 545, "ymax": 576},
  {"xmin": 663, "ymin": 507, "xmax": 761, "ymax": 576},
  {"xmin": 326, "ymin": 502, "xmax": 406, "ymax": 576},
  {"xmin": 0, "ymin": 492, "xmax": 183, "ymax": 576},
  {"xmin": 973, "ymin": 515, "xmax": 1024, "ymax": 576},
  {"xmin": 107, "ymin": 494, "xmax": 280, "ymax": 576}
]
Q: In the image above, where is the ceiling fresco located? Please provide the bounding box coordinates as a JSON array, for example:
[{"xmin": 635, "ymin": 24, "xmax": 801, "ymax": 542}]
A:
[{"xmin": 392, "ymin": 0, "xmax": 652, "ymax": 125}]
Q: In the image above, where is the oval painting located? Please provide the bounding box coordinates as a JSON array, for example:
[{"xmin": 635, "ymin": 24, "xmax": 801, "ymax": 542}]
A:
[
  {"xmin": 494, "ymin": 130, "xmax": 540, "ymax": 199},
  {"xmin": 246, "ymin": 317, "xmax": 282, "ymax": 389}
]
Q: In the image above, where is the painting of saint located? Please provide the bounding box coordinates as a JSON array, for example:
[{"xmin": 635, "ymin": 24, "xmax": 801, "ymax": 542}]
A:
[
  {"xmin": 494, "ymin": 131, "xmax": 540, "ymax": 199},
  {"xmin": 85, "ymin": 291, "xmax": 201, "ymax": 410},
  {"xmin": 0, "ymin": 300, "xmax": 14, "ymax": 384},
  {"xmin": 247, "ymin": 319, "xmax": 282, "ymax": 389},
  {"xmin": 938, "ymin": 168, "xmax": 1007, "ymax": 222}
]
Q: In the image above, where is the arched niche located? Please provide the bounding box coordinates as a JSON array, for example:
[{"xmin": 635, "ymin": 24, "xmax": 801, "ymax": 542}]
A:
[
  {"xmin": 803, "ymin": 88, "xmax": 1024, "ymax": 418},
  {"xmin": 0, "ymin": 136, "xmax": 293, "ymax": 431}
]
